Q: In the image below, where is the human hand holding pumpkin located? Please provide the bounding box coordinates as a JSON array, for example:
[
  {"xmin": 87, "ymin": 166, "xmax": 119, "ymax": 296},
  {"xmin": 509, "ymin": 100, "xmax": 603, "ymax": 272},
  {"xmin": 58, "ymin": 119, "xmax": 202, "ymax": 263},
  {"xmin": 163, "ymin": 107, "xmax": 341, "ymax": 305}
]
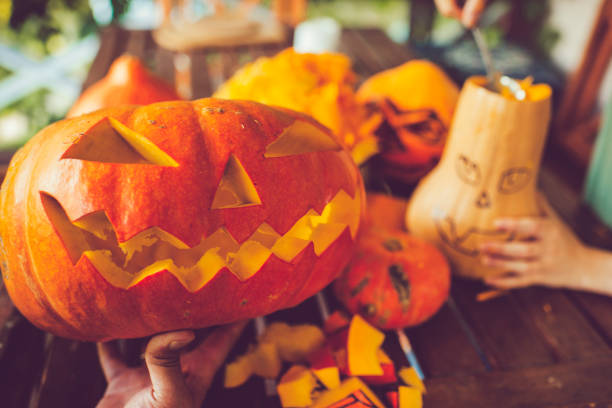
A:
[
  {"xmin": 96, "ymin": 321, "xmax": 246, "ymax": 408},
  {"xmin": 434, "ymin": 0, "xmax": 488, "ymax": 28},
  {"xmin": 479, "ymin": 195, "xmax": 612, "ymax": 296}
]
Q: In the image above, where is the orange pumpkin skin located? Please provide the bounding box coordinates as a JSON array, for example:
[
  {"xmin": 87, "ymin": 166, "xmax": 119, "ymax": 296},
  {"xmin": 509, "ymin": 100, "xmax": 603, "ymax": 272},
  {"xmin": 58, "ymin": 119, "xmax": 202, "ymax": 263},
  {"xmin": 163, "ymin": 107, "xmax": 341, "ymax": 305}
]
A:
[
  {"xmin": 67, "ymin": 55, "xmax": 180, "ymax": 118},
  {"xmin": 357, "ymin": 60, "xmax": 459, "ymax": 183},
  {"xmin": 0, "ymin": 99, "xmax": 364, "ymax": 341},
  {"xmin": 333, "ymin": 228, "xmax": 450, "ymax": 329}
]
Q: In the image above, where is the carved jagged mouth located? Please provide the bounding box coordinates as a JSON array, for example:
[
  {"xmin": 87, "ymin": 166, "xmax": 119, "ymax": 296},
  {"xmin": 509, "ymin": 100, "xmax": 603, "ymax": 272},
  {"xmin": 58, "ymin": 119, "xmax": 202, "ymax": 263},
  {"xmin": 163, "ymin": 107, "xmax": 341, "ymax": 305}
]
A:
[
  {"xmin": 434, "ymin": 216, "xmax": 515, "ymax": 257},
  {"xmin": 41, "ymin": 190, "xmax": 360, "ymax": 292}
]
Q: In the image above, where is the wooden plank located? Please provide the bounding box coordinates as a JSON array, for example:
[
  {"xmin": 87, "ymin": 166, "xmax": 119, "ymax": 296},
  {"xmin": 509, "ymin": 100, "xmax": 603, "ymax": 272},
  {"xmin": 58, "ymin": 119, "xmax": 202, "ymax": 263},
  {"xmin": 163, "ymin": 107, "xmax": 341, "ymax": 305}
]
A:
[
  {"xmin": 339, "ymin": 29, "xmax": 388, "ymax": 77},
  {"xmin": 451, "ymin": 278, "xmax": 556, "ymax": 370},
  {"xmin": 125, "ymin": 29, "xmax": 150, "ymax": 59},
  {"xmin": 153, "ymin": 46, "xmax": 176, "ymax": 86},
  {"xmin": 406, "ymin": 303, "xmax": 488, "ymax": 377},
  {"xmin": 355, "ymin": 28, "xmax": 415, "ymax": 70},
  {"xmin": 191, "ymin": 51, "xmax": 213, "ymax": 98},
  {"xmin": 34, "ymin": 338, "xmax": 106, "ymax": 408},
  {"xmin": 0, "ymin": 318, "xmax": 46, "ymax": 408},
  {"xmin": 423, "ymin": 356, "xmax": 612, "ymax": 408},
  {"xmin": 569, "ymin": 291, "xmax": 612, "ymax": 346},
  {"xmin": 513, "ymin": 288, "xmax": 611, "ymax": 362},
  {"xmin": 82, "ymin": 25, "xmax": 121, "ymax": 89}
]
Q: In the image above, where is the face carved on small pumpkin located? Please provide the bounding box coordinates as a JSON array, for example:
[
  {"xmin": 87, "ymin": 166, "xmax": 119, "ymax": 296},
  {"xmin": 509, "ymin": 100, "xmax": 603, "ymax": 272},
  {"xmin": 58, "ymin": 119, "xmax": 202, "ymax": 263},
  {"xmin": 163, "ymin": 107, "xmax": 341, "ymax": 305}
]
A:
[
  {"xmin": 433, "ymin": 154, "xmax": 532, "ymax": 257},
  {"xmin": 43, "ymin": 115, "xmax": 361, "ymax": 292}
]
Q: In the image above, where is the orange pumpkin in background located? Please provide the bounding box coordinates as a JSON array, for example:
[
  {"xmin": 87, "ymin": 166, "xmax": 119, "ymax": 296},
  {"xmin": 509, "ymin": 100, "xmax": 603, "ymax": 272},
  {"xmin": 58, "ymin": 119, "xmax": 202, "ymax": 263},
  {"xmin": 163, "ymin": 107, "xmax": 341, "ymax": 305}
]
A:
[
  {"xmin": 357, "ymin": 60, "xmax": 459, "ymax": 183},
  {"xmin": 67, "ymin": 55, "xmax": 180, "ymax": 117},
  {"xmin": 0, "ymin": 98, "xmax": 364, "ymax": 341},
  {"xmin": 334, "ymin": 226, "xmax": 450, "ymax": 330}
]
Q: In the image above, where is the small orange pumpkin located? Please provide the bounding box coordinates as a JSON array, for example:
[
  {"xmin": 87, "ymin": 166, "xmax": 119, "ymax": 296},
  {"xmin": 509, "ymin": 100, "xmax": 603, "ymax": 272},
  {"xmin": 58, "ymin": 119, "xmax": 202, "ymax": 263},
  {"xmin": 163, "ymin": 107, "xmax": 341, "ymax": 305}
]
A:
[
  {"xmin": 334, "ymin": 226, "xmax": 450, "ymax": 329},
  {"xmin": 357, "ymin": 60, "xmax": 459, "ymax": 183},
  {"xmin": 67, "ymin": 55, "xmax": 180, "ymax": 117}
]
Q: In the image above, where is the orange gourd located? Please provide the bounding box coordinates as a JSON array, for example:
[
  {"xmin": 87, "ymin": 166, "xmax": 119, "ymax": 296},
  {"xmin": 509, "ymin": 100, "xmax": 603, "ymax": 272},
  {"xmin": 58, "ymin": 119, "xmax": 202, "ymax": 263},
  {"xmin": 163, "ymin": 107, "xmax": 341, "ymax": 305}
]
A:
[
  {"xmin": 357, "ymin": 60, "xmax": 459, "ymax": 183},
  {"xmin": 67, "ymin": 55, "xmax": 180, "ymax": 117},
  {"xmin": 334, "ymin": 227, "xmax": 450, "ymax": 329},
  {"xmin": 406, "ymin": 77, "xmax": 552, "ymax": 278},
  {"xmin": 0, "ymin": 99, "xmax": 364, "ymax": 341}
]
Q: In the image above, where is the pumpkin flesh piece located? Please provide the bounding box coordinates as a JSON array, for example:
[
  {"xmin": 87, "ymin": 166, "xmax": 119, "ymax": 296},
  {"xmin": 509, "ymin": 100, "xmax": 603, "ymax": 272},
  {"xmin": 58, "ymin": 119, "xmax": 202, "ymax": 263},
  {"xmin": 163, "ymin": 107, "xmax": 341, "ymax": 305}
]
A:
[{"xmin": 41, "ymin": 189, "xmax": 361, "ymax": 292}]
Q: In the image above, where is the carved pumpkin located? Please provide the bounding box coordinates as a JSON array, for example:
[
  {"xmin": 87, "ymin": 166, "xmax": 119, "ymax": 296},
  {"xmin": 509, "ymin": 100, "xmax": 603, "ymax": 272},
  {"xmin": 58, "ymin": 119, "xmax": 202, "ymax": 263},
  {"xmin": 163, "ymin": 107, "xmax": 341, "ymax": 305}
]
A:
[
  {"xmin": 333, "ymin": 227, "xmax": 450, "ymax": 329},
  {"xmin": 406, "ymin": 77, "xmax": 552, "ymax": 278},
  {"xmin": 357, "ymin": 60, "xmax": 459, "ymax": 183},
  {"xmin": 67, "ymin": 55, "xmax": 180, "ymax": 118},
  {"xmin": 0, "ymin": 99, "xmax": 364, "ymax": 341}
]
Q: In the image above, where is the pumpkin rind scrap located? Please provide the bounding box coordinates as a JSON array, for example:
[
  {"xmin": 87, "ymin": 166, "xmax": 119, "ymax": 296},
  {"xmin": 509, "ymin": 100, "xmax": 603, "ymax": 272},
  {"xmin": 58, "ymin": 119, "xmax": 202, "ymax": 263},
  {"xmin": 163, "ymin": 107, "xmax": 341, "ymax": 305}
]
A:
[
  {"xmin": 67, "ymin": 55, "xmax": 180, "ymax": 118},
  {"xmin": 0, "ymin": 99, "xmax": 364, "ymax": 341},
  {"xmin": 406, "ymin": 77, "xmax": 552, "ymax": 279}
]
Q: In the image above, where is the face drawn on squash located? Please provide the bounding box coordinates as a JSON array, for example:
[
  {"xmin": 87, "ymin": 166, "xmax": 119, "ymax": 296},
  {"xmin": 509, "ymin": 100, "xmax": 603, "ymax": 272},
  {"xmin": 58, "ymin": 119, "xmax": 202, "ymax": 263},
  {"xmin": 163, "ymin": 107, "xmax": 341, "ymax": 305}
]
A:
[
  {"xmin": 433, "ymin": 154, "xmax": 531, "ymax": 257},
  {"xmin": 42, "ymin": 116, "xmax": 361, "ymax": 292}
]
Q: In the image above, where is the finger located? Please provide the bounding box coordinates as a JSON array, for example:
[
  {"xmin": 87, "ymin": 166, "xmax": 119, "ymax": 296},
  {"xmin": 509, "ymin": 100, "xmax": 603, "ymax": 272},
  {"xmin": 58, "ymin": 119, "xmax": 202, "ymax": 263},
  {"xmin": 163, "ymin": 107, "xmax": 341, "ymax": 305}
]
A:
[
  {"xmin": 493, "ymin": 217, "xmax": 545, "ymax": 238},
  {"xmin": 97, "ymin": 341, "xmax": 128, "ymax": 382},
  {"xmin": 144, "ymin": 330, "xmax": 195, "ymax": 405},
  {"xmin": 481, "ymin": 255, "xmax": 540, "ymax": 274},
  {"xmin": 182, "ymin": 321, "xmax": 248, "ymax": 403},
  {"xmin": 434, "ymin": 0, "xmax": 462, "ymax": 19},
  {"xmin": 480, "ymin": 241, "xmax": 542, "ymax": 259},
  {"xmin": 485, "ymin": 274, "xmax": 536, "ymax": 289},
  {"xmin": 461, "ymin": 0, "xmax": 487, "ymax": 28}
]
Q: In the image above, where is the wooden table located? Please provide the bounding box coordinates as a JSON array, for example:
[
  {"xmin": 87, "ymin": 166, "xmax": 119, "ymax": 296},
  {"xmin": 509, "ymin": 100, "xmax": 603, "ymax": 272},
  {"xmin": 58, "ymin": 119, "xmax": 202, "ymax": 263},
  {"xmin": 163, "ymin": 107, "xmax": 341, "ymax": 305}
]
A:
[{"xmin": 1, "ymin": 26, "xmax": 612, "ymax": 408}]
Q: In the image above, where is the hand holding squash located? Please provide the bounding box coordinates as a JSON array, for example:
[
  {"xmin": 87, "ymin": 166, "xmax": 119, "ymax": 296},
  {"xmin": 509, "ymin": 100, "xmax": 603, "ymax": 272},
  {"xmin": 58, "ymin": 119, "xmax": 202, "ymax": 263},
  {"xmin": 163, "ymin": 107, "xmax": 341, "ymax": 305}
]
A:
[
  {"xmin": 434, "ymin": 0, "xmax": 488, "ymax": 28},
  {"xmin": 97, "ymin": 322, "xmax": 246, "ymax": 408},
  {"xmin": 481, "ymin": 195, "xmax": 612, "ymax": 296}
]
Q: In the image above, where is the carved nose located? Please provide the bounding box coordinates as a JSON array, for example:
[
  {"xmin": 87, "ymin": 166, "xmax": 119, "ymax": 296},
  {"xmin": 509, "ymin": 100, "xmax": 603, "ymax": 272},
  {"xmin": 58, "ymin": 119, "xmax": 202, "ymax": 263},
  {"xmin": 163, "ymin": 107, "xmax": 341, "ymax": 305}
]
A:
[{"xmin": 476, "ymin": 191, "xmax": 491, "ymax": 208}]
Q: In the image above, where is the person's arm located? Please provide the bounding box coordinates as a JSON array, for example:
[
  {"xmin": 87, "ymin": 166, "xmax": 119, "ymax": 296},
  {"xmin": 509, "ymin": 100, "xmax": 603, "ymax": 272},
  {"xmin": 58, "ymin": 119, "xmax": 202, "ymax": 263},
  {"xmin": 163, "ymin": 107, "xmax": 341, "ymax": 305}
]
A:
[
  {"xmin": 434, "ymin": 0, "xmax": 488, "ymax": 28},
  {"xmin": 480, "ymin": 195, "xmax": 612, "ymax": 296}
]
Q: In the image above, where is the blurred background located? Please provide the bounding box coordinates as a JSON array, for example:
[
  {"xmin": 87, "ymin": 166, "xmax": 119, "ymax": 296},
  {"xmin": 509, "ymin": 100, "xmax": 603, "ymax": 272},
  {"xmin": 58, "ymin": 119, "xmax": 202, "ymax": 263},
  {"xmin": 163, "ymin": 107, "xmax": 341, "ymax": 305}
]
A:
[{"xmin": 0, "ymin": 0, "xmax": 610, "ymax": 151}]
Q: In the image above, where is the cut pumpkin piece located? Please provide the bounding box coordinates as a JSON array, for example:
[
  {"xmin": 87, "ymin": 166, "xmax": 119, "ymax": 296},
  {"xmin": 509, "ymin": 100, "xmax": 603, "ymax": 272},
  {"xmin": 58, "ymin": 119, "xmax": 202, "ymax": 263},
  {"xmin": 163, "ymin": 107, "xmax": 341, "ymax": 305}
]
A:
[
  {"xmin": 251, "ymin": 341, "xmax": 282, "ymax": 379},
  {"xmin": 277, "ymin": 365, "xmax": 319, "ymax": 407},
  {"xmin": 312, "ymin": 366, "xmax": 341, "ymax": 390},
  {"xmin": 399, "ymin": 385, "xmax": 422, "ymax": 408},
  {"xmin": 311, "ymin": 377, "xmax": 385, "ymax": 408},
  {"xmin": 323, "ymin": 310, "xmax": 350, "ymax": 334},
  {"xmin": 224, "ymin": 353, "xmax": 254, "ymax": 388},
  {"xmin": 398, "ymin": 367, "xmax": 426, "ymax": 394},
  {"xmin": 261, "ymin": 322, "xmax": 325, "ymax": 362},
  {"xmin": 329, "ymin": 315, "xmax": 385, "ymax": 376},
  {"xmin": 386, "ymin": 391, "xmax": 399, "ymax": 408},
  {"xmin": 360, "ymin": 349, "xmax": 397, "ymax": 385}
]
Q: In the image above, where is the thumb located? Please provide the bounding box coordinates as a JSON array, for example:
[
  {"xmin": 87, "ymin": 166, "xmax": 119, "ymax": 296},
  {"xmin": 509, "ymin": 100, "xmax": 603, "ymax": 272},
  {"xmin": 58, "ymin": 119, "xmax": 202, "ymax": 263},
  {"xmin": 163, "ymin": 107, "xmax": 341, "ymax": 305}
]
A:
[{"xmin": 144, "ymin": 330, "xmax": 195, "ymax": 407}]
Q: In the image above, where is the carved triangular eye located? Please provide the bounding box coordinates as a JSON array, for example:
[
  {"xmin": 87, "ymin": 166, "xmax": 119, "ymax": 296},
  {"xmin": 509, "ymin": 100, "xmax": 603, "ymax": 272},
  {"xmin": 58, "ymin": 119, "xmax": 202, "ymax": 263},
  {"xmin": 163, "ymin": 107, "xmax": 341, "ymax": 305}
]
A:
[
  {"xmin": 211, "ymin": 155, "xmax": 262, "ymax": 209},
  {"xmin": 62, "ymin": 117, "xmax": 178, "ymax": 167},
  {"xmin": 264, "ymin": 120, "xmax": 341, "ymax": 158}
]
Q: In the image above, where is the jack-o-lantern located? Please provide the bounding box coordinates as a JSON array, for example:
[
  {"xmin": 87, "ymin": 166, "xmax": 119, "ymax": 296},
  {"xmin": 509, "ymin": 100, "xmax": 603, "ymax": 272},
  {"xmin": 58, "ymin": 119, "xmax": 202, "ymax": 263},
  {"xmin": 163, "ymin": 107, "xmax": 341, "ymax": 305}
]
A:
[
  {"xmin": 406, "ymin": 77, "xmax": 552, "ymax": 278},
  {"xmin": 357, "ymin": 60, "xmax": 459, "ymax": 183},
  {"xmin": 67, "ymin": 55, "xmax": 180, "ymax": 118},
  {"xmin": 0, "ymin": 99, "xmax": 364, "ymax": 341}
]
